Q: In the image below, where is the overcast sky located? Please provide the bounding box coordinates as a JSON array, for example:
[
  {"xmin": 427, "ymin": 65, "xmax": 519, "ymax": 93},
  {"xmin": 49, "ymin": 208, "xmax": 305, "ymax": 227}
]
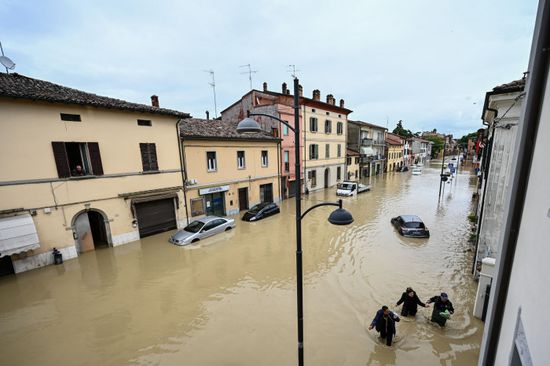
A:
[{"xmin": 1, "ymin": 0, "xmax": 538, "ymax": 137}]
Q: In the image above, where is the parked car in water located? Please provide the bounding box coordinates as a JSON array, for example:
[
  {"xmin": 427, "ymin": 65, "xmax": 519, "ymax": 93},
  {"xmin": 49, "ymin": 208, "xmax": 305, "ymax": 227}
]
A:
[
  {"xmin": 242, "ymin": 202, "xmax": 280, "ymax": 222},
  {"xmin": 169, "ymin": 216, "xmax": 236, "ymax": 245},
  {"xmin": 397, "ymin": 166, "xmax": 409, "ymax": 172},
  {"xmin": 390, "ymin": 215, "xmax": 430, "ymax": 238}
]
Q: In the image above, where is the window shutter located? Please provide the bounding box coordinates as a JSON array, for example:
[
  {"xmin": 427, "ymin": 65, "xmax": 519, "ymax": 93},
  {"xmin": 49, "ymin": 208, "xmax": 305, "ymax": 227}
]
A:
[
  {"xmin": 51, "ymin": 142, "xmax": 70, "ymax": 178},
  {"xmin": 87, "ymin": 142, "xmax": 104, "ymax": 176},
  {"xmin": 149, "ymin": 144, "xmax": 158, "ymax": 171},
  {"xmin": 140, "ymin": 143, "xmax": 150, "ymax": 171}
]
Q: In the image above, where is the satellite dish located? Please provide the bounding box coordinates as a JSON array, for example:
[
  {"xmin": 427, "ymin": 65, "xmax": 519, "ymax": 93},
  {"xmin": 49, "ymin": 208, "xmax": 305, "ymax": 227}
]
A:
[{"xmin": 0, "ymin": 56, "xmax": 15, "ymax": 70}]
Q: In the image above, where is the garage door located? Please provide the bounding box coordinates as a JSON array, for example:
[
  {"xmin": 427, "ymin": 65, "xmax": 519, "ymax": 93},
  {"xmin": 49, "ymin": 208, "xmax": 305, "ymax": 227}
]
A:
[{"xmin": 135, "ymin": 198, "xmax": 177, "ymax": 237}]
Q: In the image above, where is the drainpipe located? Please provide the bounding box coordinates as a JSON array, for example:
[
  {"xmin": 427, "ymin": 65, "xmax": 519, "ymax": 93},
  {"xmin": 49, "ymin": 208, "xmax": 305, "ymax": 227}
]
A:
[
  {"xmin": 480, "ymin": 0, "xmax": 549, "ymax": 363},
  {"xmin": 176, "ymin": 119, "xmax": 190, "ymax": 225}
]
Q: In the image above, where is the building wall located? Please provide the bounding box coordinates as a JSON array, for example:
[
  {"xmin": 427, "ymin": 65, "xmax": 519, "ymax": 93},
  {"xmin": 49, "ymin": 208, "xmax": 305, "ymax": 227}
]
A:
[
  {"xmin": 302, "ymin": 105, "xmax": 347, "ymax": 191},
  {"xmin": 492, "ymin": 66, "xmax": 550, "ymax": 366},
  {"xmin": 182, "ymin": 139, "xmax": 280, "ymax": 217},
  {"xmin": 386, "ymin": 144, "xmax": 404, "ymax": 171},
  {"xmin": 345, "ymin": 156, "xmax": 360, "ymax": 180},
  {"xmin": 475, "ymin": 92, "xmax": 523, "ymax": 270},
  {"xmin": 0, "ymin": 98, "xmax": 186, "ymax": 272}
]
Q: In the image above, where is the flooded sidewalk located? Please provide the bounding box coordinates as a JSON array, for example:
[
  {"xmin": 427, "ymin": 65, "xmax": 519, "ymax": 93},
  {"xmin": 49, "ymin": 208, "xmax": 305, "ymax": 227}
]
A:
[{"xmin": 0, "ymin": 163, "xmax": 483, "ymax": 366}]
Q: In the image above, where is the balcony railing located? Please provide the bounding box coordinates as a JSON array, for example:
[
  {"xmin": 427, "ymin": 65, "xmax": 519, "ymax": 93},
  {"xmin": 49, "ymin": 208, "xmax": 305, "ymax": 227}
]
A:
[{"xmin": 361, "ymin": 138, "xmax": 373, "ymax": 146}]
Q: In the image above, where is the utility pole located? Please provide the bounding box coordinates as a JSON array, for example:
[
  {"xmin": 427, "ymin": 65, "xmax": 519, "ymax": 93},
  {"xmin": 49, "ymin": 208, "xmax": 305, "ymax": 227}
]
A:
[{"xmin": 439, "ymin": 142, "xmax": 447, "ymax": 198}]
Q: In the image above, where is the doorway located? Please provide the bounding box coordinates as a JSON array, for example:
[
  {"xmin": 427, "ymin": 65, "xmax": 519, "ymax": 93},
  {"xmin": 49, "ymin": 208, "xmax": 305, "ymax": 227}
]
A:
[
  {"xmin": 204, "ymin": 192, "xmax": 226, "ymax": 216},
  {"xmin": 259, "ymin": 183, "xmax": 273, "ymax": 203},
  {"xmin": 0, "ymin": 256, "xmax": 15, "ymax": 276},
  {"xmin": 238, "ymin": 188, "xmax": 249, "ymax": 211},
  {"xmin": 324, "ymin": 168, "xmax": 330, "ymax": 188},
  {"xmin": 73, "ymin": 210, "xmax": 110, "ymax": 253}
]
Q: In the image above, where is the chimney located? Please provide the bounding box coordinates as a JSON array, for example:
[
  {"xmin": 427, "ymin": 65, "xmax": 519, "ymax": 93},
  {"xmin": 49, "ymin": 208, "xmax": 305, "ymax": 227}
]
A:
[
  {"xmin": 312, "ymin": 89, "xmax": 321, "ymax": 101},
  {"xmin": 282, "ymin": 82, "xmax": 288, "ymax": 94},
  {"xmin": 151, "ymin": 95, "xmax": 159, "ymax": 107},
  {"xmin": 298, "ymin": 84, "xmax": 303, "ymax": 97},
  {"xmin": 339, "ymin": 99, "xmax": 345, "ymax": 108},
  {"xmin": 206, "ymin": 111, "xmax": 210, "ymax": 120},
  {"xmin": 263, "ymin": 82, "xmax": 268, "ymax": 92},
  {"xmin": 326, "ymin": 94, "xmax": 335, "ymax": 105}
]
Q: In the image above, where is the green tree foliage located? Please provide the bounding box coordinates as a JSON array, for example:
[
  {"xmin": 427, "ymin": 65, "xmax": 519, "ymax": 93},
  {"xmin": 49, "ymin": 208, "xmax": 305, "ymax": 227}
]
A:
[
  {"xmin": 458, "ymin": 132, "xmax": 478, "ymax": 148},
  {"xmin": 423, "ymin": 135, "xmax": 445, "ymax": 158},
  {"xmin": 392, "ymin": 120, "xmax": 413, "ymax": 138}
]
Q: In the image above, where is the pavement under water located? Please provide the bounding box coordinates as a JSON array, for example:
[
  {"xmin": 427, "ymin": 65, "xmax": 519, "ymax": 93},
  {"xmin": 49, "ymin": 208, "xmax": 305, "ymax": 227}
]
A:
[{"xmin": 0, "ymin": 162, "xmax": 483, "ymax": 366}]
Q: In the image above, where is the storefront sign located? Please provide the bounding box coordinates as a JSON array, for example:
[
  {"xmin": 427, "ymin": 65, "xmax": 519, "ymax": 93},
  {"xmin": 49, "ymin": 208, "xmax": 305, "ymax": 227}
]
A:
[{"xmin": 199, "ymin": 185, "xmax": 230, "ymax": 195}]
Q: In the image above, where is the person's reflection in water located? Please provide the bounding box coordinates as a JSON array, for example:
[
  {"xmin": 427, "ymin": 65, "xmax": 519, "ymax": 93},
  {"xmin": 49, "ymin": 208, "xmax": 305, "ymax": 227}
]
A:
[{"xmin": 365, "ymin": 343, "xmax": 397, "ymax": 366}]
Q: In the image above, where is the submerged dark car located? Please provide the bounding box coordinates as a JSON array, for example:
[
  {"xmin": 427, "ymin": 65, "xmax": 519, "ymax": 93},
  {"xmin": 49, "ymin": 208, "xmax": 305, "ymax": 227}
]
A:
[
  {"xmin": 391, "ymin": 215, "xmax": 430, "ymax": 238},
  {"xmin": 242, "ymin": 202, "xmax": 280, "ymax": 222}
]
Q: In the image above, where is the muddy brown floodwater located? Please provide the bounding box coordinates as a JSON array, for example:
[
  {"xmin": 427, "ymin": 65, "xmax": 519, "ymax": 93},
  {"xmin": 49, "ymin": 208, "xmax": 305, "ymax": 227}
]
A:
[{"xmin": 0, "ymin": 162, "xmax": 483, "ymax": 366}]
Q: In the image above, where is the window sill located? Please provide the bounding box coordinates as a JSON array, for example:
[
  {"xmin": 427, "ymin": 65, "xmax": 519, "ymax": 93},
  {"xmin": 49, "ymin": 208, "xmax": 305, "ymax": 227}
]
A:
[
  {"xmin": 68, "ymin": 175, "xmax": 97, "ymax": 180},
  {"xmin": 141, "ymin": 170, "xmax": 161, "ymax": 175},
  {"xmin": 207, "ymin": 170, "xmax": 217, "ymax": 173},
  {"xmin": 238, "ymin": 167, "xmax": 246, "ymax": 170}
]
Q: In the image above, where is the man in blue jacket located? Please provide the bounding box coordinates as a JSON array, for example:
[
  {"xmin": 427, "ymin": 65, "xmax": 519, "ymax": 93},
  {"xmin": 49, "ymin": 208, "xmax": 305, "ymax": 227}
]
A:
[{"xmin": 368, "ymin": 305, "xmax": 400, "ymax": 346}]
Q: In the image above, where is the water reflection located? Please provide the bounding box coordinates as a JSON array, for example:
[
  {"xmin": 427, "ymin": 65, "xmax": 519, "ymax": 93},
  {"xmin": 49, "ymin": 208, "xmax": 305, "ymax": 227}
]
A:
[{"xmin": 0, "ymin": 163, "xmax": 483, "ymax": 365}]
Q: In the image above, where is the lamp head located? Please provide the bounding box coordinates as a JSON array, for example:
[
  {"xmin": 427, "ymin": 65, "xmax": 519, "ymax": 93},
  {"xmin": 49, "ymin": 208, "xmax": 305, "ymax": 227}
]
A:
[
  {"xmin": 328, "ymin": 208, "xmax": 354, "ymax": 226},
  {"xmin": 236, "ymin": 117, "xmax": 263, "ymax": 133}
]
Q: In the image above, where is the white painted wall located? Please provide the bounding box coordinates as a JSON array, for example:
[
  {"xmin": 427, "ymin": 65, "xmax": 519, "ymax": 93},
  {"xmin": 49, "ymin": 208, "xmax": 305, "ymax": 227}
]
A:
[{"xmin": 490, "ymin": 70, "xmax": 550, "ymax": 365}]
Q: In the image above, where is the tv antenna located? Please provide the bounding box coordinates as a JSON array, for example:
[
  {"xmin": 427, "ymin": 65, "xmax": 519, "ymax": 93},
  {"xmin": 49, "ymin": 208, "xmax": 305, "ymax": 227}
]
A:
[
  {"xmin": 239, "ymin": 64, "xmax": 258, "ymax": 90},
  {"xmin": 0, "ymin": 42, "xmax": 16, "ymax": 74},
  {"xmin": 287, "ymin": 64, "xmax": 300, "ymax": 78},
  {"xmin": 203, "ymin": 69, "xmax": 218, "ymax": 118}
]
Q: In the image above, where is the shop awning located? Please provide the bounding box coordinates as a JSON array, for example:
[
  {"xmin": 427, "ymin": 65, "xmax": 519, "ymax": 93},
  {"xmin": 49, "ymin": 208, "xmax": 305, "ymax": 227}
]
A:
[{"xmin": 0, "ymin": 214, "xmax": 40, "ymax": 258}]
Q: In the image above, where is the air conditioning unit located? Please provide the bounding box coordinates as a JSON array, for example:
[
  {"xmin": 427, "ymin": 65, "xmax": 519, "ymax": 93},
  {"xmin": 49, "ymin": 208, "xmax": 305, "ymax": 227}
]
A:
[{"xmin": 187, "ymin": 179, "xmax": 197, "ymax": 185}]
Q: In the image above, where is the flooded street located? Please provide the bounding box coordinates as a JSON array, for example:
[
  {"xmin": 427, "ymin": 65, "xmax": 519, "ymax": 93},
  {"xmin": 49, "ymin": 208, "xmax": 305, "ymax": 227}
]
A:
[{"xmin": 0, "ymin": 163, "xmax": 483, "ymax": 366}]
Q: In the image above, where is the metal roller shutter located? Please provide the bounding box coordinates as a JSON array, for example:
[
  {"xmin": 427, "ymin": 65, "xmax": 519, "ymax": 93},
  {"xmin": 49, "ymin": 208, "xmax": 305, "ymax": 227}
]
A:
[{"xmin": 135, "ymin": 198, "xmax": 177, "ymax": 237}]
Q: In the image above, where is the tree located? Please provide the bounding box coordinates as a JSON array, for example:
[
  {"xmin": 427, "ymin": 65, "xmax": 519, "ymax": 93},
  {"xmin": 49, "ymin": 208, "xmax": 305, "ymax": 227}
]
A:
[
  {"xmin": 392, "ymin": 120, "xmax": 413, "ymax": 138},
  {"xmin": 458, "ymin": 132, "xmax": 478, "ymax": 149},
  {"xmin": 423, "ymin": 135, "xmax": 445, "ymax": 158}
]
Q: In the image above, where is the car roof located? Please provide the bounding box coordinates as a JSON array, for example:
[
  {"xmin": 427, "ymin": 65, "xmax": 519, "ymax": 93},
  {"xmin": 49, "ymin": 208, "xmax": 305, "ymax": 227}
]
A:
[
  {"xmin": 399, "ymin": 215, "xmax": 423, "ymax": 222},
  {"xmin": 195, "ymin": 216, "xmax": 226, "ymax": 224}
]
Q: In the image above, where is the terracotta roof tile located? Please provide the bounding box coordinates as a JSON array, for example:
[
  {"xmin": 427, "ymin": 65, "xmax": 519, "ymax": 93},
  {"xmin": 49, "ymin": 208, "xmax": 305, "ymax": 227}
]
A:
[
  {"xmin": 180, "ymin": 118, "xmax": 279, "ymax": 141},
  {"xmin": 0, "ymin": 73, "xmax": 190, "ymax": 118}
]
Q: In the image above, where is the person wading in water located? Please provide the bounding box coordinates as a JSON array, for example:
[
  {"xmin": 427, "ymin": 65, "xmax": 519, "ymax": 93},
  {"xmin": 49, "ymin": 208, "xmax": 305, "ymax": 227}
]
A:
[
  {"xmin": 396, "ymin": 287, "xmax": 430, "ymax": 317},
  {"xmin": 368, "ymin": 305, "xmax": 400, "ymax": 346},
  {"xmin": 426, "ymin": 292, "xmax": 454, "ymax": 326}
]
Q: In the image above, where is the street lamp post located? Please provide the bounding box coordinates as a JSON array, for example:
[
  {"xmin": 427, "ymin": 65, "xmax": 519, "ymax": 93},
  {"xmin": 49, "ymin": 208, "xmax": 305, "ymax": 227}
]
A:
[{"xmin": 237, "ymin": 78, "xmax": 353, "ymax": 366}]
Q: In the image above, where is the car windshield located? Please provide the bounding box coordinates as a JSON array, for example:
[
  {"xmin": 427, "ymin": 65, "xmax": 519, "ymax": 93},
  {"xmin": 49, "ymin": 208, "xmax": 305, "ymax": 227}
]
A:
[
  {"xmin": 249, "ymin": 203, "xmax": 266, "ymax": 213},
  {"xmin": 338, "ymin": 183, "xmax": 352, "ymax": 190},
  {"xmin": 184, "ymin": 221, "xmax": 204, "ymax": 233},
  {"xmin": 404, "ymin": 221, "xmax": 424, "ymax": 229}
]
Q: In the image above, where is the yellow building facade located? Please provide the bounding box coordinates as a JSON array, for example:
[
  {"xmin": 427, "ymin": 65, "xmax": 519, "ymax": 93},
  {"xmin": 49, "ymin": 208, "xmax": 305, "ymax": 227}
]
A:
[
  {"xmin": 0, "ymin": 73, "xmax": 189, "ymax": 274},
  {"xmin": 181, "ymin": 119, "xmax": 280, "ymax": 218},
  {"xmin": 302, "ymin": 91, "xmax": 352, "ymax": 192},
  {"xmin": 385, "ymin": 133, "xmax": 404, "ymax": 172}
]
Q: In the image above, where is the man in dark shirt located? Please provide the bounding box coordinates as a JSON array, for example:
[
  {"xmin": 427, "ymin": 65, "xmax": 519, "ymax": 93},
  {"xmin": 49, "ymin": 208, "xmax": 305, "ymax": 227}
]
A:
[
  {"xmin": 396, "ymin": 287, "xmax": 430, "ymax": 316},
  {"xmin": 426, "ymin": 292, "xmax": 455, "ymax": 326},
  {"xmin": 368, "ymin": 305, "xmax": 400, "ymax": 346}
]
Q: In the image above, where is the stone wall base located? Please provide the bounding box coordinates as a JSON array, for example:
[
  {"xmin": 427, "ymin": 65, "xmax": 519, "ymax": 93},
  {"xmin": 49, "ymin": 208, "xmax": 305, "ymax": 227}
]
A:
[{"xmin": 13, "ymin": 245, "xmax": 78, "ymax": 274}]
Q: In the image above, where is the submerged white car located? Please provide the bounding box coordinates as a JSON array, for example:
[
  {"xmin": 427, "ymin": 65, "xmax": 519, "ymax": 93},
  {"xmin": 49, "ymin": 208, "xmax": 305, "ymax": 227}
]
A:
[
  {"xmin": 169, "ymin": 216, "xmax": 236, "ymax": 246},
  {"xmin": 411, "ymin": 167, "xmax": 422, "ymax": 175},
  {"xmin": 336, "ymin": 181, "xmax": 371, "ymax": 196}
]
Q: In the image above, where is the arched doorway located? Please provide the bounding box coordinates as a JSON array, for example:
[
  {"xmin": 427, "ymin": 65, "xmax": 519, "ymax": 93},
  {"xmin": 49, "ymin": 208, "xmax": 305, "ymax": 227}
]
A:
[
  {"xmin": 324, "ymin": 168, "xmax": 330, "ymax": 188},
  {"xmin": 73, "ymin": 210, "xmax": 111, "ymax": 253}
]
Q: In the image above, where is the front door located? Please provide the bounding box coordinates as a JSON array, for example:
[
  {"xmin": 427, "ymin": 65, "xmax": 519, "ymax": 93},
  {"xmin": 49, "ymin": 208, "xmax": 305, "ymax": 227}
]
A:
[
  {"xmin": 324, "ymin": 168, "xmax": 330, "ymax": 188},
  {"xmin": 238, "ymin": 188, "xmax": 248, "ymax": 211},
  {"xmin": 259, "ymin": 183, "xmax": 273, "ymax": 203},
  {"xmin": 205, "ymin": 192, "xmax": 226, "ymax": 216}
]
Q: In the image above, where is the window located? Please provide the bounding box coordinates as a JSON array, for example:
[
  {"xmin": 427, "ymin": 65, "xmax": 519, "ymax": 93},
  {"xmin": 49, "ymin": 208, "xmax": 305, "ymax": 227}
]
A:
[
  {"xmin": 355, "ymin": 157, "xmax": 360, "ymax": 164},
  {"xmin": 261, "ymin": 150, "xmax": 268, "ymax": 167},
  {"xmin": 51, "ymin": 141, "xmax": 104, "ymax": 178},
  {"xmin": 237, "ymin": 151, "xmax": 246, "ymax": 169},
  {"xmin": 190, "ymin": 198, "xmax": 205, "ymax": 217},
  {"xmin": 325, "ymin": 120, "xmax": 332, "ymax": 134},
  {"xmin": 271, "ymin": 127, "xmax": 279, "ymax": 137},
  {"xmin": 60, "ymin": 113, "xmax": 81, "ymax": 122},
  {"xmin": 337, "ymin": 144, "xmax": 342, "ymax": 157},
  {"xmin": 311, "ymin": 108, "xmax": 316, "ymax": 112},
  {"xmin": 326, "ymin": 112, "xmax": 330, "ymax": 116},
  {"xmin": 284, "ymin": 150, "xmax": 290, "ymax": 172},
  {"xmin": 140, "ymin": 143, "xmax": 159, "ymax": 172},
  {"xmin": 346, "ymin": 157, "xmax": 351, "ymax": 165},
  {"xmin": 325, "ymin": 144, "xmax": 330, "ymax": 158},
  {"xmin": 337, "ymin": 122, "xmax": 343, "ymax": 135},
  {"xmin": 309, "ymin": 117, "xmax": 318, "ymax": 132},
  {"xmin": 309, "ymin": 144, "xmax": 319, "ymax": 159},
  {"xmin": 283, "ymin": 123, "xmax": 289, "ymax": 136},
  {"xmin": 207, "ymin": 151, "xmax": 217, "ymax": 172},
  {"xmin": 137, "ymin": 119, "xmax": 152, "ymax": 126},
  {"xmin": 337, "ymin": 167, "xmax": 341, "ymax": 180},
  {"xmin": 308, "ymin": 170, "xmax": 317, "ymax": 187}
]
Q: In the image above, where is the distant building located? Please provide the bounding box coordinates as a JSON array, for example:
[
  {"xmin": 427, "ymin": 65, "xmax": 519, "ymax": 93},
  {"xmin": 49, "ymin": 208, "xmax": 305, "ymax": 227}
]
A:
[
  {"xmin": 180, "ymin": 118, "xmax": 280, "ymax": 217},
  {"xmin": 385, "ymin": 133, "xmax": 404, "ymax": 171},
  {"xmin": 347, "ymin": 120, "xmax": 387, "ymax": 177},
  {"xmin": 345, "ymin": 149, "xmax": 361, "ymax": 180}
]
